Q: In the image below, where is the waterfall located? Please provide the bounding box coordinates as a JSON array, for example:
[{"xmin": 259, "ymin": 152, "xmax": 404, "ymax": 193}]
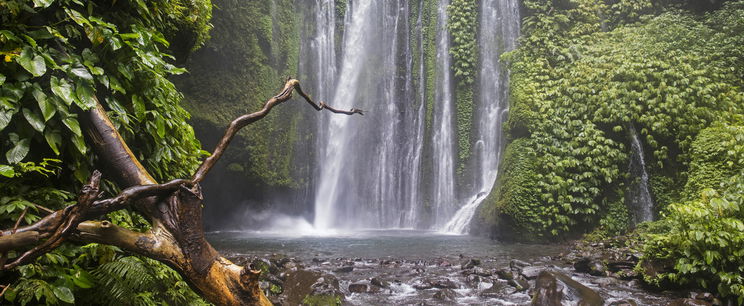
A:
[
  {"xmin": 627, "ymin": 124, "xmax": 655, "ymax": 224},
  {"xmin": 314, "ymin": 1, "xmax": 421, "ymax": 229},
  {"xmin": 306, "ymin": 0, "xmax": 519, "ymax": 232},
  {"xmin": 431, "ymin": 0, "xmax": 456, "ymax": 228},
  {"xmin": 442, "ymin": 0, "xmax": 521, "ymax": 234}
]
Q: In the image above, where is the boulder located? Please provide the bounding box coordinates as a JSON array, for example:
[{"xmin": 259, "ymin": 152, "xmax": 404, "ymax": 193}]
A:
[
  {"xmin": 666, "ymin": 298, "xmax": 712, "ymax": 306},
  {"xmin": 609, "ymin": 300, "xmax": 638, "ymax": 306},
  {"xmin": 461, "ymin": 258, "xmax": 481, "ymax": 270},
  {"xmin": 282, "ymin": 270, "xmax": 325, "ymax": 305},
  {"xmin": 433, "ymin": 289, "xmax": 457, "ymax": 301},
  {"xmin": 348, "ymin": 282, "xmax": 368, "ymax": 293},
  {"xmin": 333, "ymin": 266, "xmax": 354, "ymax": 273},
  {"xmin": 496, "ymin": 268, "xmax": 515, "ymax": 281},
  {"xmin": 370, "ymin": 277, "xmax": 389, "ymax": 288},
  {"xmin": 521, "ymin": 266, "xmax": 542, "ymax": 279},
  {"xmin": 531, "ymin": 270, "xmax": 603, "ymax": 306},
  {"xmin": 574, "ymin": 257, "xmax": 607, "ymax": 276},
  {"xmin": 508, "ymin": 277, "xmax": 530, "ymax": 292}
]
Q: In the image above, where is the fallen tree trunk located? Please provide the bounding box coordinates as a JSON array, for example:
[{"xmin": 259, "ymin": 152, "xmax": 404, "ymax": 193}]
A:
[{"xmin": 0, "ymin": 78, "xmax": 362, "ymax": 305}]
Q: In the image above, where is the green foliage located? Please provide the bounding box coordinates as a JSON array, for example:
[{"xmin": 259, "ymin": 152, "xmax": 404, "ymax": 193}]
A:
[
  {"xmin": 176, "ymin": 0, "xmax": 301, "ymax": 188},
  {"xmin": 1, "ymin": 0, "xmax": 213, "ymax": 304},
  {"xmin": 640, "ymin": 172, "xmax": 744, "ymax": 303},
  {"xmin": 484, "ymin": 0, "xmax": 744, "ymax": 239},
  {"xmin": 683, "ymin": 124, "xmax": 744, "ymax": 199},
  {"xmin": 447, "ymin": 0, "xmax": 477, "ymax": 85},
  {"xmin": 455, "ymin": 85, "xmax": 473, "ymax": 173},
  {"xmin": 301, "ymin": 294, "xmax": 342, "ymax": 306},
  {"xmin": 639, "ymin": 123, "xmax": 744, "ymax": 301}
]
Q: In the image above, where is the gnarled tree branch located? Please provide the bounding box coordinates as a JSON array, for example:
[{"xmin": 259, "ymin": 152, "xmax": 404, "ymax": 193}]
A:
[
  {"xmin": 191, "ymin": 78, "xmax": 363, "ymax": 184},
  {"xmin": 0, "ymin": 78, "xmax": 361, "ymax": 305}
]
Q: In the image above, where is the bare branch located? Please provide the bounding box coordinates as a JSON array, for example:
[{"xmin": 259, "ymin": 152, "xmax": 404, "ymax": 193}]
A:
[
  {"xmin": 191, "ymin": 78, "xmax": 363, "ymax": 184},
  {"xmin": 0, "ymin": 172, "xmax": 189, "ymax": 269}
]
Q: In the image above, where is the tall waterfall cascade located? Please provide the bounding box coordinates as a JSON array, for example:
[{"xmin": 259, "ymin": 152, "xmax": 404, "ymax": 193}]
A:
[
  {"xmin": 627, "ymin": 125, "xmax": 655, "ymax": 224},
  {"xmin": 303, "ymin": 0, "xmax": 520, "ymax": 232}
]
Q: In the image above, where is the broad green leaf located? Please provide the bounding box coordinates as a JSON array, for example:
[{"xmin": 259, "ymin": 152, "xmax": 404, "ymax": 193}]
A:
[
  {"xmin": 132, "ymin": 95, "xmax": 145, "ymax": 119},
  {"xmin": 6, "ymin": 138, "xmax": 30, "ymax": 164},
  {"xmin": 51, "ymin": 77, "xmax": 75, "ymax": 106},
  {"xmin": 22, "ymin": 108, "xmax": 45, "ymax": 132},
  {"xmin": 33, "ymin": 86, "xmax": 56, "ymax": 121},
  {"xmin": 65, "ymin": 9, "xmax": 89, "ymax": 26},
  {"xmin": 155, "ymin": 116, "xmax": 165, "ymax": 138},
  {"xmin": 0, "ymin": 73, "xmax": 5, "ymax": 85},
  {"xmin": 44, "ymin": 128, "xmax": 62, "ymax": 155},
  {"xmin": 53, "ymin": 286, "xmax": 74, "ymax": 304},
  {"xmin": 72, "ymin": 270, "xmax": 95, "ymax": 289},
  {"xmin": 0, "ymin": 165, "xmax": 14, "ymax": 177},
  {"xmin": 62, "ymin": 117, "xmax": 82, "ymax": 136},
  {"xmin": 70, "ymin": 64, "xmax": 93, "ymax": 80},
  {"xmin": 75, "ymin": 81, "xmax": 96, "ymax": 109},
  {"xmin": 33, "ymin": 0, "xmax": 54, "ymax": 8},
  {"xmin": 71, "ymin": 134, "xmax": 87, "ymax": 155},
  {"xmin": 0, "ymin": 110, "xmax": 12, "ymax": 132},
  {"xmin": 17, "ymin": 47, "xmax": 47, "ymax": 77}
]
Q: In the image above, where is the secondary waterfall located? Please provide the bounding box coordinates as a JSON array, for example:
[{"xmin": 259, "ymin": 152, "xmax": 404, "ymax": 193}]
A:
[
  {"xmin": 627, "ymin": 124, "xmax": 655, "ymax": 224},
  {"xmin": 307, "ymin": 0, "xmax": 519, "ymax": 231},
  {"xmin": 442, "ymin": 0, "xmax": 521, "ymax": 234}
]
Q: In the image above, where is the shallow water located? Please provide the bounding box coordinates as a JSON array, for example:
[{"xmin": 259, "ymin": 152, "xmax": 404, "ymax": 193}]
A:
[{"xmin": 207, "ymin": 229, "xmax": 566, "ymax": 261}]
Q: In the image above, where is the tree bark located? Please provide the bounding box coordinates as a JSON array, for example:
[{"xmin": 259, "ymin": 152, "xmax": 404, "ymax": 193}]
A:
[{"xmin": 0, "ymin": 78, "xmax": 361, "ymax": 305}]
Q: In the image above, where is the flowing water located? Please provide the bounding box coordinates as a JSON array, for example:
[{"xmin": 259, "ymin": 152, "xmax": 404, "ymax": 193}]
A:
[
  {"xmin": 430, "ymin": 0, "xmax": 457, "ymax": 228},
  {"xmin": 442, "ymin": 0, "xmax": 520, "ymax": 234},
  {"xmin": 208, "ymin": 231, "xmax": 676, "ymax": 305},
  {"xmin": 627, "ymin": 124, "xmax": 655, "ymax": 224},
  {"xmin": 308, "ymin": 0, "xmax": 519, "ymax": 232},
  {"xmin": 313, "ymin": 1, "xmax": 426, "ymax": 229}
]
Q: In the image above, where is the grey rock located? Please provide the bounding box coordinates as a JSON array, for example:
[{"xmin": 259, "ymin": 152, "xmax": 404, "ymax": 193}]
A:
[
  {"xmin": 348, "ymin": 282, "xmax": 368, "ymax": 293},
  {"xmin": 433, "ymin": 289, "xmax": 456, "ymax": 301}
]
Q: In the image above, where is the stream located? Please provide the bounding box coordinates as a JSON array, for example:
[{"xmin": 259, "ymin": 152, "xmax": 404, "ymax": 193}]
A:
[{"xmin": 208, "ymin": 230, "xmax": 680, "ymax": 305}]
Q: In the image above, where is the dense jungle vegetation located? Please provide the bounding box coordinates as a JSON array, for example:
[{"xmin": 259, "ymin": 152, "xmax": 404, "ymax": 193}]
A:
[
  {"xmin": 0, "ymin": 0, "xmax": 212, "ymax": 304},
  {"xmin": 474, "ymin": 0, "xmax": 744, "ymax": 301},
  {"xmin": 0, "ymin": 0, "xmax": 743, "ymax": 304}
]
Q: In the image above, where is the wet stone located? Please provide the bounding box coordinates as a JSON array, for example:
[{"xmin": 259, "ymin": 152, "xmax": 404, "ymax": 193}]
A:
[
  {"xmin": 473, "ymin": 266, "xmax": 492, "ymax": 277},
  {"xmin": 508, "ymin": 277, "xmax": 530, "ymax": 292},
  {"xmin": 348, "ymin": 282, "xmax": 368, "ymax": 293},
  {"xmin": 666, "ymin": 298, "xmax": 712, "ymax": 306},
  {"xmin": 433, "ymin": 289, "xmax": 456, "ymax": 301},
  {"xmin": 510, "ymin": 259, "xmax": 530, "ymax": 269},
  {"xmin": 496, "ymin": 268, "xmax": 515, "ymax": 281},
  {"xmin": 609, "ymin": 299, "xmax": 639, "ymax": 306},
  {"xmin": 333, "ymin": 266, "xmax": 354, "ymax": 273},
  {"xmin": 370, "ymin": 277, "xmax": 389, "ymax": 288},
  {"xmin": 461, "ymin": 258, "xmax": 481, "ymax": 270},
  {"xmin": 520, "ymin": 266, "xmax": 542, "ymax": 279}
]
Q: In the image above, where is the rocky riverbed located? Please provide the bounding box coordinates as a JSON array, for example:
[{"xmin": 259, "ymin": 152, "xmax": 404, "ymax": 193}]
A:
[{"xmin": 226, "ymin": 249, "xmax": 714, "ymax": 305}]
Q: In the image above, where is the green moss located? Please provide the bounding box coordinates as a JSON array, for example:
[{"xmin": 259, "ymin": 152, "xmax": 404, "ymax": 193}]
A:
[
  {"xmin": 455, "ymin": 84, "xmax": 474, "ymax": 174},
  {"xmin": 175, "ymin": 0, "xmax": 302, "ymax": 188},
  {"xmin": 447, "ymin": 0, "xmax": 477, "ymax": 85},
  {"xmin": 478, "ymin": 138, "xmax": 543, "ymax": 240},
  {"xmin": 301, "ymin": 294, "xmax": 342, "ymax": 306}
]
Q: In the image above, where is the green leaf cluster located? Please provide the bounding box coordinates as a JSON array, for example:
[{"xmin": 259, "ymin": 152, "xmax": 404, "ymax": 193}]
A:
[
  {"xmin": 446, "ymin": 0, "xmax": 477, "ymax": 85},
  {"xmin": 480, "ymin": 0, "xmax": 744, "ymax": 239},
  {"xmin": 639, "ymin": 124, "xmax": 744, "ymax": 302},
  {"xmin": 1, "ymin": 0, "xmax": 213, "ymax": 304}
]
